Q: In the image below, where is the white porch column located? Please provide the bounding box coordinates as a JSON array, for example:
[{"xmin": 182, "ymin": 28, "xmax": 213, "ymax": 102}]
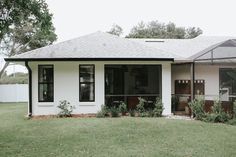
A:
[
  {"xmin": 162, "ymin": 63, "xmax": 172, "ymax": 115},
  {"xmin": 96, "ymin": 62, "xmax": 105, "ymax": 111}
]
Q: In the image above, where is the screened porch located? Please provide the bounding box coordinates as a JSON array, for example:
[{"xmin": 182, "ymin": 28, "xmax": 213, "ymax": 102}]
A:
[
  {"xmin": 172, "ymin": 39, "xmax": 236, "ymax": 115},
  {"xmin": 105, "ymin": 65, "xmax": 162, "ymax": 110}
]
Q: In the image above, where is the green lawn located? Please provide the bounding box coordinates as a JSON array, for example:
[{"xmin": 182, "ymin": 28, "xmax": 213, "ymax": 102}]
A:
[{"xmin": 0, "ymin": 103, "xmax": 236, "ymax": 157}]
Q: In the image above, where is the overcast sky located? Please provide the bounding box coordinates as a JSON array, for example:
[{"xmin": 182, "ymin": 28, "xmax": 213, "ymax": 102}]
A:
[
  {"xmin": 2, "ymin": 0, "xmax": 236, "ymax": 74},
  {"xmin": 46, "ymin": 0, "xmax": 236, "ymax": 42}
]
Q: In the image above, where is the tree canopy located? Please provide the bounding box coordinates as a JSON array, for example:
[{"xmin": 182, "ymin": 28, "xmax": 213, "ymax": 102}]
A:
[
  {"xmin": 0, "ymin": 72, "xmax": 28, "ymax": 84},
  {"xmin": 125, "ymin": 21, "xmax": 202, "ymax": 39},
  {"xmin": 0, "ymin": 0, "xmax": 57, "ymax": 78},
  {"xmin": 107, "ymin": 24, "xmax": 123, "ymax": 36}
]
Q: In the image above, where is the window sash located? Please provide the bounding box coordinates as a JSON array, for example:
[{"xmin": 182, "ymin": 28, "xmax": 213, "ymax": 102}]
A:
[
  {"xmin": 79, "ymin": 65, "xmax": 95, "ymax": 102},
  {"xmin": 38, "ymin": 65, "xmax": 54, "ymax": 102}
]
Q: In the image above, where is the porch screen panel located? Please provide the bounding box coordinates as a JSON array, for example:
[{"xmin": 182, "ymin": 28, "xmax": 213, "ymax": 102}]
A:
[
  {"xmin": 105, "ymin": 65, "xmax": 161, "ymax": 107},
  {"xmin": 79, "ymin": 65, "xmax": 95, "ymax": 102},
  {"xmin": 38, "ymin": 65, "xmax": 54, "ymax": 102},
  {"xmin": 105, "ymin": 65, "xmax": 161, "ymax": 95},
  {"xmin": 219, "ymin": 68, "xmax": 236, "ymax": 101}
]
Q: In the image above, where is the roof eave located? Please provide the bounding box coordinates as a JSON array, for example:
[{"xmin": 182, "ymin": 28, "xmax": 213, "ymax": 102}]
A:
[{"xmin": 4, "ymin": 57, "xmax": 174, "ymax": 62}]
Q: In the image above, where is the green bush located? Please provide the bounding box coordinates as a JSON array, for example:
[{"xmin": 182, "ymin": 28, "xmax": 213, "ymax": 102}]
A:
[
  {"xmin": 57, "ymin": 100, "xmax": 75, "ymax": 117},
  {"xmin": 119, "ymin": 102, "xmax": 127, "ymax": 114},
  {"xmin": 227, "ymin": 118, "xmax": 236, "ymax": 125},
  {"xmin": 153, "ymin": 98, "xmax": 164, "ymax": 117},
  {"xmin": 188, "ymin": 98, "xmax": 205, "ymax": 120},
  {"xmin": 203, "ymin": 113, "xmax": 217, "ymax": 122},
  {"xmin": 204, "ymin": 112, "xmax": 230, "ymax": 123},
  {"xmin": 147, "ymin": 110, "xmax": 155, "ymax": 117},
  {"xmin": 137, "ymin": 97, "xmax": 146, "ymax": 113},
  {"xmin": 212, "ymin": 99, "xmax": 223, "ymax": 114},
  {"xmin": 96, "ymin": 111, "xmax": 106, "ymax": 118},
  {"xmin": 137, "ymin": 111, "xmax": 149, "ymax": 117},
  {"xmin": 189, "ymin": 99, "xmax": 232, "ymax": 123},
  {"xmin": 128, "ymin": 110, "xmax": 135, "ymax": 117},
  {"xmin": 97, "ymin": 97, "xmax": 164, "ymax": 118},
  {"xmin": 136, "ymin": 97, "xmax": 151, "ymax": 117},
  {"xmin": 204, "ymin": 100, "xmax": 231, "ymax": 123},
  {"xmin": 0, "ymin": 72, "xmax": 28, "ymax": 84},
  {"xmin": 96, "ymin": 105, "xmax": 109, "ymax": 118},
  {"xmin": 109, "ymin": 107, "xmax": 120, "ymax": 117}
]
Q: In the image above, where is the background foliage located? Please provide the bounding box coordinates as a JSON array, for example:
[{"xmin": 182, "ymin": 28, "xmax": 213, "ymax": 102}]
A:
[{"xmin": 0, "ymin": 0, "xmax": 57, "ymax": 78}]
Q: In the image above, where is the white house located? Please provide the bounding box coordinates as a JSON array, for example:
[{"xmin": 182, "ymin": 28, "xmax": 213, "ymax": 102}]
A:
[{"xmin": 5, "ymin": 32, "xmax": 236, "ymax": 116}]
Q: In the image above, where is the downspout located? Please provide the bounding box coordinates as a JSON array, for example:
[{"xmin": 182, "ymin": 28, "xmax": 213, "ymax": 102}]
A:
[{"xmin": 25, "ymin": 61, "xmax": 32, "ymax": 117}]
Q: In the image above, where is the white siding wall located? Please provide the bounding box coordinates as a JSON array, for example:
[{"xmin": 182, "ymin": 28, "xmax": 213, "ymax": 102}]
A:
[
  {"xmin": 0, "ymin": 84, "xmax": 28, "ymax": 102},
  {"xmin": 29, "ymin": 61, "xmax": 172, "ymax": 116}
]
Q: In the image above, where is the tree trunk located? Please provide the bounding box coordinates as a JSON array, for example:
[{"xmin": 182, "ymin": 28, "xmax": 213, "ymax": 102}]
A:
[{"xmin": 0, "ymin": 62, "xmax": 9, "ymax": 78}]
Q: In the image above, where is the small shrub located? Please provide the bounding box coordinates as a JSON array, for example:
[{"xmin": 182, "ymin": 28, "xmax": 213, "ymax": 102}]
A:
[
  {"xmin": 109, "ymin": 107, "xmax": 120, "ymax": 117},
  {"xmin": 203, "ymin": 113, "xmax": 218, "ymax": 122},
  {"xmin": 227, "ymin": 118, "xmax": 236, "ymax": 125},
  {"xmin": 137, "ymin": 111, "xmax": 149, "ymax": 117},
  {"xmin": 188, "ymin": 98, "xmax": 205, "ymax": 120},
  {"xmin": 136, "ymin": 97, "xmax": 164, "ymax": 117},
  {"xmin": 96, "ymin": 105, "xmax": 109, "ymax": 118},
  {"xmin": 202, "ymin": 100, "xmax": 231, "ymax": 123},
  {"xmin": 215, "ymin": 112, "xmax": 230, "ymax": 123},
  {"xmin": 147, "ymin": 110, "xmax": 155, "ymax": 117},
  {"xmin": 212, "ymin": 99, "xmax": 223, "ymax": 114},
  {"xmin": 102, "ymin": 105, "xmax": 110, "ymax": 115},
  {"xmin": 128, "ymin": 110, "xmax": 135, "ymax": 117},
  {"xmin": 137, "ymin": 97, "xmax": 146, "ymax": 113},
  {"xmin": 96, "ymin": 111, "xmax": 105, "ymax": 118},
  {"xmin": 203, "ymin": 112, "xmax": 230, "ymax": 123},
  {"xmin": 119, "ymin": 102, "xmax": 127, "ymax": 114},
  {"xmin": 214, "ymin": 100, "xmax": 231, "ymax": 122},
  {"xmin": 57, "ymin": 100, "xmax": 75, "ymax": 117},
  {"xmin": 153, "ymin": 97, "xmax": 164, "ymax": 117}
]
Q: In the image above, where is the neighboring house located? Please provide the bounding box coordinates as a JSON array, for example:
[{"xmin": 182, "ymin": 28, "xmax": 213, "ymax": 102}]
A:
[{"xmin": 5, "ymin": 32, "xmax": 236, "ymax": 116}]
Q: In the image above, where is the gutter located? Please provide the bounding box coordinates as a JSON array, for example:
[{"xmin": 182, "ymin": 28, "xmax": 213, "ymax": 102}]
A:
[
  {"xmin": 4, "ymin": 57, "xmax": 174, "ymax": 62},
  {"xmin": 25, "ymin": 61, "xmax": 32, "ymax": 117}
]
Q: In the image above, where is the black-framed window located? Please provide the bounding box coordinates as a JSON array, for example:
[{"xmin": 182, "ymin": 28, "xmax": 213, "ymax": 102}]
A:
[
  {"xmin": 38, "ymin": 65, "xmax": 54, "ymax": 102},
  {"xmin": 79, "ymin": 65, "xmax": 95, "ymax": 102}
]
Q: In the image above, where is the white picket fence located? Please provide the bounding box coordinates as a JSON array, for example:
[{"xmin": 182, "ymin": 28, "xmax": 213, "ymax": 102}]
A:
[{"xmin": 0, "ymin": 84, "xmax": 28, "ymax": 102}]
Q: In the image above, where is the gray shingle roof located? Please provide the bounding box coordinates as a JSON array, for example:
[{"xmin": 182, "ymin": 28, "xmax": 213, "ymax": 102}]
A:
[
  {"xmin": 6, "ymin": 32, "xmax": 236, "ymax": 62},
  {"xmin": 131, "ymin": 36, "xmax": 236, "ymax": 60},
  {"xmin": 7, "ymin": 31, "xmax": 176, "ymax": 61}
]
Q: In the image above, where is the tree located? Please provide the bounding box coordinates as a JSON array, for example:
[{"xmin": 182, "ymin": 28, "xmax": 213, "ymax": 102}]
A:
[
  {"xmin": 0, "ymin": 72, "xmax": 28, "ymax": 84},
  {"xmin": 126, "ymin": 20, "xmax": 202, "ymax": 39},
  {"xmin": 127, "ymin": 21, "xmax": 149, "ymax": 38},
  {"xmin": 0, "ymin": 0, "xmax": 57, "ymax": 78},
  {"xmin": 107, "ymin": 24, "xmax": 123, "ymax": 36},
  {"xmin": 185, "ymin": 27, "xmax": 203, "ymax": 39}
]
